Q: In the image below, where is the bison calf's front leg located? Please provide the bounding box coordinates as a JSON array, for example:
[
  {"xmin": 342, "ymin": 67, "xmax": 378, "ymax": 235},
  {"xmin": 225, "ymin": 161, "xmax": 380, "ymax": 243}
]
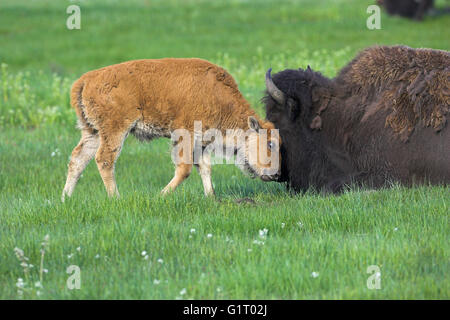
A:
[
  {"xmin": 195, "ymin": 153, "xmax": 215, "ymax": 196},
  {"xmin": 161, "ymin": 163, "xmax": 193, "ymax": 194}
]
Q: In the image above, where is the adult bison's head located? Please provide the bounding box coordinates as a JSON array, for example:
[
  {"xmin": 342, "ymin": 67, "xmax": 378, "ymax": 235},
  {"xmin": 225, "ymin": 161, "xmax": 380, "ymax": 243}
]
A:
[
  {"xmin": 263, "ymin": 68, "xmax": 316, "ymax": 128},
  {"xmin": 262, "ymin": 67, "xmax": 331, "ymax": 186}
]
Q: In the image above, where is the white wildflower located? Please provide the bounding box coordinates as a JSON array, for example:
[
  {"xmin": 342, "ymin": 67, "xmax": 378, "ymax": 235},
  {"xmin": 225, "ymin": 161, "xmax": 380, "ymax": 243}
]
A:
[
  {"xmin": 259, "ymin": 228, "xmax": 268, "ymax": 238},
  {"xmin": 16, "ymin": 278, "xmax": 25, "ymax": 288},
  {"xmin": 179, "ymin": 288, "xmax": 187, "ymax": 295},
  {"xmin": 311, "ymin": 271, "xmax": 319, "ymax": 278}
]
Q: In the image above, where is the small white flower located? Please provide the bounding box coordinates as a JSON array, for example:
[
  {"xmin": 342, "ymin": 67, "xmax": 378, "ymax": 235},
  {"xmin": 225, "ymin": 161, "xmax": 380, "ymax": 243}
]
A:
[
  {"xmin": 157, "ymin": 258, "xmax": 163, "ymax": 264},
  {"xmin": 281, "ymin": 223, "xmax": 285, "ymax": 228},
  {"xmin": 259, "ymin": 228, "xmax": 268, "ymax": 238},
  {"xmin": 141, "ymin": 251, "xmax": 147, "ymax": 256},
  {"xmin": 190, "ymin": 228, "xmax": 196, "ymax": 234},
  {"xmin": 253, "ymin": 239, "xmax": 265, "ymax": 245},
  {"xmin": 153, "ymin": 279, "xmax": 161, "ymax": 285},
  {"xmin": 16, "ymin": 278, "xmax": 25, "ymax": 288},
  {"xmin": 311, "ymin": 271, "xmax": 319, "ymax": 278},
  {"xmin": 36, "ymin": 290, "xmax": 42, "ymax": 297},
  {"xmin": 43, "ymin": 269, "xmax": 48, "ymax": 273},
  {"xmin": 95, "ymin": 254, "xmax": 100, "ymax": 259},
  {"xmin": 76, "ymin": 247, "xmax": 81, "ymax": 252},
  {"xmin": 144, "ymin": 255, "xmax": 149, "ymax": 260},
  {"xmin": 35, "ymin": 281, "xmax": 43, "ymax": 288},
  {"xmin": 297, "ymin": 222, "xmax": 304, "ymax": 228},
  {"xmin": 179, "ymin": 288, "xmax": 187, "ymax": 295},
  {"xmin": 67, "ymin": 253, "xmax": 73, "ymax": 259},
  {"xmin": 29, "ymin": 264, "xmax": 34, "ymax": 268},
  {"xmin": 207, "ymin": 233, "xmax": 213, "ymax": 238},
  {"xmin": 216, "ymin": 287, "xmax": 222, "ymax": 293},
  {"xmin": 51, "ymin": 152, "xmax": 56, "ymax": 157},
  {"xmin": 394, "ymin": 227, "xmax": 398, "ymax": 231},
  {"xmin": 247, "ymin": 248, "xmax": 252, "ymax": 252}
]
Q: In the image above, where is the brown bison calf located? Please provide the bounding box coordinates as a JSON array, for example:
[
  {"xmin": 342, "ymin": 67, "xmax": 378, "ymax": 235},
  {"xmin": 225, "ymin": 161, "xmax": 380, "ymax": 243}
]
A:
[{"xmin": 62, "ymin": 58, "xmax": 281, "ymax": 201}]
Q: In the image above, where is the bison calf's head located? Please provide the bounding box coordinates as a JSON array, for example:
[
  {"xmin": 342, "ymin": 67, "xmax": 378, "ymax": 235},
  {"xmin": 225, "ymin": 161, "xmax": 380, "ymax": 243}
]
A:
[{"xmin": 233, "ymin": 116, "xmax": 282, "ymax": 182}]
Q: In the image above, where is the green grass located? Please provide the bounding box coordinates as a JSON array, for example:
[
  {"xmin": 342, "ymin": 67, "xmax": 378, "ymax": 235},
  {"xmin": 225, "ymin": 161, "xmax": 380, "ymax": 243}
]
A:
[{"xmin": 0, "ymin": 0, "xmax": 449, "ymax": 299}]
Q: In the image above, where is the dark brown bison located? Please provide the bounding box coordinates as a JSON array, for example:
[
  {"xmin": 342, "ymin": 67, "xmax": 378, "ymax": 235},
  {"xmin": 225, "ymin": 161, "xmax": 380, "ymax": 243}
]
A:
[
  {"xmin": 263, "ymin": 45, "xmax": 450, "ymax": 193},
  {"xmin": 377, "ymin": 0, "xmax": 434, "ymax": 21}
]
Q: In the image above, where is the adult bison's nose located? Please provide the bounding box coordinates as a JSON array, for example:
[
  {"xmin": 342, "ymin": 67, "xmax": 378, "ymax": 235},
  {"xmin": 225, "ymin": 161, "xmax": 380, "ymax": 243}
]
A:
[{"xmin": 260, "ymin": 173, "xmax": 280, "ymax": 182}]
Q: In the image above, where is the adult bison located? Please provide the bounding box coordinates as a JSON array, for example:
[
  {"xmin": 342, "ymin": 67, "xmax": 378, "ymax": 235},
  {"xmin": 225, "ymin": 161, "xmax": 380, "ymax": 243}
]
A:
[
  {"xmin": 377, "ymin": 0, "xmax": 434, "ymax": 21},
  {"xmin": 263, "ymin": 45, "xmax": 450, "ymax": 193}
]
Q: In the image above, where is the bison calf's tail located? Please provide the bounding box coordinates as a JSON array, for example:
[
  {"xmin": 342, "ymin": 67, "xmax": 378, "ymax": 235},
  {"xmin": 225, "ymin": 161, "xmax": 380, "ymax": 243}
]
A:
[{"xmin": 70, "ymin": 78, "xmax": 97, "ymax": 135}]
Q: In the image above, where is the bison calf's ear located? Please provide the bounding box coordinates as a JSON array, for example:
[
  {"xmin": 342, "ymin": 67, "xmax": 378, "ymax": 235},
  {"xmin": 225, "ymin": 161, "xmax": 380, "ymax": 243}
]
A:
[{"xmin": 248, "ymin": 116, "xmax": 262, "ymax": 132}]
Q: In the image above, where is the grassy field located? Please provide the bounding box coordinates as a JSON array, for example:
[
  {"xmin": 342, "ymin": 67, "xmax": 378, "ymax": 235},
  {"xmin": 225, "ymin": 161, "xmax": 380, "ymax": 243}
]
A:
[{"xmin": 0, "ymin": 0, "xmax": 449, "ymax": 299}]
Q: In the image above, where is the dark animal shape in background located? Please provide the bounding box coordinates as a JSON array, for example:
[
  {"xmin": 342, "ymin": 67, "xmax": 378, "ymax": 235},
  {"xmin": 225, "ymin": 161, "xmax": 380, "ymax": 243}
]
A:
[
  {"xmin": 377, "ymin": 0, "xmax": 434, "ymax": 20},
  {"xmin": 264, "ymin": 45, "xmax": 450, "ymax": 194}
]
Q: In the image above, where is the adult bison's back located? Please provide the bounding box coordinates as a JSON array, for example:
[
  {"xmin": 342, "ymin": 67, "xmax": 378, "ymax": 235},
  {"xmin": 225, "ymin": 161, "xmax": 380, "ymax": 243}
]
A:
[{"xmin": 264, "ymin": 46, "xmax": 450, "ymax": 193}]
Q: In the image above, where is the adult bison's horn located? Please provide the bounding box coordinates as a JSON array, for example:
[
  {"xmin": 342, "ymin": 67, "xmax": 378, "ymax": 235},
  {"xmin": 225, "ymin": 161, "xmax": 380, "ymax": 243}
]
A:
[{"xmin": 265, "ymin": 68, "xmax": 285, "ymax": 105}]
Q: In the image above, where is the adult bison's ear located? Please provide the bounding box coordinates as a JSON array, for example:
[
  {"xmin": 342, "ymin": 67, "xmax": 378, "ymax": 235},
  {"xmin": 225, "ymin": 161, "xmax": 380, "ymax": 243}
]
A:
[{"xmin": 287, "ymin": 97, "xmax": 299, "ymax": 121}]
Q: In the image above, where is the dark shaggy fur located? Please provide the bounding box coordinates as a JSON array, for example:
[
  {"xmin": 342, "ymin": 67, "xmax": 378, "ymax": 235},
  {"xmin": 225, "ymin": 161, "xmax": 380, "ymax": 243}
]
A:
[
  {"xmin": 264, "ymin": 45, "xmax": 450, "ymax": 193},
  {"xmin": 377, "ymin": 0, "xmax": 434, "ymax": 20}
]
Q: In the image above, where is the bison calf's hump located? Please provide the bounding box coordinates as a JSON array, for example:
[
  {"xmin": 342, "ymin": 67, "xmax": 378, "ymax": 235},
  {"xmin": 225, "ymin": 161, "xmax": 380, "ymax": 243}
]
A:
[{"xmin": 130, "ymin": 121, "xmax": 171, "ymax": 142}]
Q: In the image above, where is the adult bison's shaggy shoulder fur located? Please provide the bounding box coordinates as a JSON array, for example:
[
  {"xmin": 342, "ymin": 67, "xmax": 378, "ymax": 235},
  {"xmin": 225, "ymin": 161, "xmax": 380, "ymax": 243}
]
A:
[{"xmin": 264, "ymin": 45, "xmax": 450, "ymax": 193}]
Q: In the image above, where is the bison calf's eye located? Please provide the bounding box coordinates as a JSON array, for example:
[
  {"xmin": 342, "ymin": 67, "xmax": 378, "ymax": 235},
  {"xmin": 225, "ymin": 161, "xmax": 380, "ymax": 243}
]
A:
[{"xmin": 267, "ymin": 141, "xmax": 275, "ymax": 151}]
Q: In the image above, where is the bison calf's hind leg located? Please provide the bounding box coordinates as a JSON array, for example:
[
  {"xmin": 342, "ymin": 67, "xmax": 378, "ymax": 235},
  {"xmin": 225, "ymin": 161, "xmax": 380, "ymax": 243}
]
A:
[
  {"xmin": 62, "ymin": 130, "xmax": 100, "ymax": 202},
  {"xmin": 95, "ymin": 131, "xmax": 128, "ymax": 198}
]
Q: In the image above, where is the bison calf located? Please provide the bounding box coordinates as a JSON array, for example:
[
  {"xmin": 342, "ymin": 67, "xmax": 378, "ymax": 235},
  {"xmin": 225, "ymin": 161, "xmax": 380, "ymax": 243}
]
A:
[{"xmin": 62, "ymin": 58, "xmax": 281, "ymax": 201}]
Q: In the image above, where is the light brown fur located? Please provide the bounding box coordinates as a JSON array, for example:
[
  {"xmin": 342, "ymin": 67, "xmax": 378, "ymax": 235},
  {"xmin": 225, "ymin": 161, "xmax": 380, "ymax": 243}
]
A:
[{"xmin": 62, "ymin": 58, "xmax": 280, "ymax": 200}]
